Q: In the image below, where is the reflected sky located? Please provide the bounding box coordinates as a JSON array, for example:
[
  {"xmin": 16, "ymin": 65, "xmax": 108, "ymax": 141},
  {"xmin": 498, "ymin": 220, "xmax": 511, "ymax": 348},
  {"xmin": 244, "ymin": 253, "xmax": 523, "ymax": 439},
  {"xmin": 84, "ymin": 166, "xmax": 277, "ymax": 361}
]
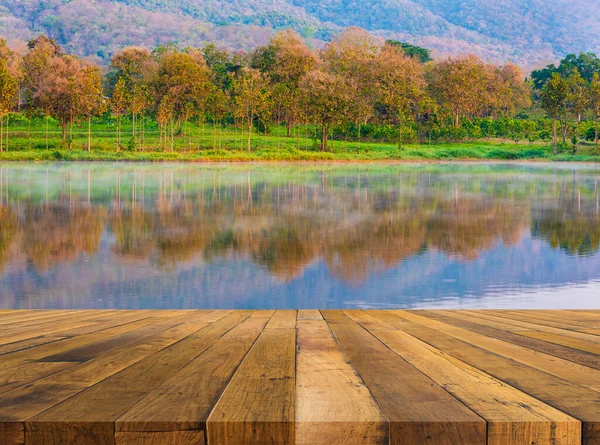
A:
[{"xmin": 0, "ymin": 162, "xmax": 599, "ymax": 309}]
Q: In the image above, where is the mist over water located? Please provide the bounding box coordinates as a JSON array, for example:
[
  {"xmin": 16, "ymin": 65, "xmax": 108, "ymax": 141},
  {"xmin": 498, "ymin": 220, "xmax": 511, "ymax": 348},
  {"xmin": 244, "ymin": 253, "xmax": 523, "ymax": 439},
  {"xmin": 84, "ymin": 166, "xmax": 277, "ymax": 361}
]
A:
[{"xmin": 0, "ymin": 162, "xmax": 599, "ymax": 309}]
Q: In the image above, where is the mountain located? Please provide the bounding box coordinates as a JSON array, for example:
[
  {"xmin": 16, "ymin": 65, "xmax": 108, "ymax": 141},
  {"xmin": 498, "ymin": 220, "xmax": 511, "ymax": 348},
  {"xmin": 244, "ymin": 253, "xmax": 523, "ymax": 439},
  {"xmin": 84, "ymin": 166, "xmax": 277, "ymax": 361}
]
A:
[{"xmin": 2, "ymin": 0, "xmax": 600, "ymax": 67}]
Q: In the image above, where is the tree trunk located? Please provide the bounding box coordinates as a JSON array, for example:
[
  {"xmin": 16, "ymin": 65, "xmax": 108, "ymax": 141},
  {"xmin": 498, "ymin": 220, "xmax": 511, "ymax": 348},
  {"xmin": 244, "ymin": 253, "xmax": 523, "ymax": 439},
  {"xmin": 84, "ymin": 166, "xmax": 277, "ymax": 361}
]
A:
[
  {"xmin": 171, "ymin": 119, "xmax": 174, "ymax": 152},
  {"xmin": 88, "ymin": 115, "xmax": 92, "ymax": 152},
  {"xmin": 4, "ymin": 115, "xmax": 7, "ymax": 152},
  {"xmin": 553, "ymin": 117, "xmax": 558, "ymax": 155},
  {"xmin": 0, "ymin": 117, "xmax": 3, "ymax": 153},
  {"xmin": 62, "ymin": 122, "xmax": 67, "ymax": 143},
  {"xmin": 594, "ymin": 114, "xmax": 598, "ymax": 153},
  {"xmin": 46, "ymin": 116, "xmax": 49, "ymax": 150},
  {"xmin": 247, "ymin": 118, "xmax": 252, "ymax": 153},
  {"xmin": 321, "ymin": 124, "xmax": 328, "ymax": 152}
]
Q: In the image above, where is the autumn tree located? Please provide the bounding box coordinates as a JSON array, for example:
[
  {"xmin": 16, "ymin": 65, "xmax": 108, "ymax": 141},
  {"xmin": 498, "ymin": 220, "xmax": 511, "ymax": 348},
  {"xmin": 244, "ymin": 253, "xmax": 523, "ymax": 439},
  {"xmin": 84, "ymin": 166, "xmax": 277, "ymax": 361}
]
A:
[
  {"xmin": 252, "ymin": 30, "xmax": 317, "ymax": 136},
  {"xmin": 427, "ymin": 55, "xmax": 489, "ymax": 126},
  {"xmin": 232, "ymin": 68, "xmax": 271, "ymax": 152},
  {"xmin": 76, "ymin": 65, "xmax": 105, "ymax": 151},
  {"xmin": 300, "ymin": 69, "xmax": 350, "ymax": 151},
  {"xmin": 111, "ymin": 77, "xmax": 128, "ymax": 150},
  {"xmin": 486, "ymin": 64, "xmax": 531, "ymax": 117},
  {"xmin": 154, "ymin": 50, "xmax": 211, "ymax": 139},
  {"xmin": 372, "ymin": 43, "xmax": 426, "ymax": 145},
  {"xmin": 541, "ymin": 72, "xmax": 568, "ymax": 154},
  {"xmin": 34, "ymin": 55, "xmax": 85, "ymax": 145},
  {"xmin": 109, "ymin": 47, "xmax": 158, "ymax": 143},
  {"xmin": 323, "ymin": 28, "xmax": 379, "ymax": 148},
  {"xmin": 0, "ymin": 59, "xmax": 19, "ymax": 152}
]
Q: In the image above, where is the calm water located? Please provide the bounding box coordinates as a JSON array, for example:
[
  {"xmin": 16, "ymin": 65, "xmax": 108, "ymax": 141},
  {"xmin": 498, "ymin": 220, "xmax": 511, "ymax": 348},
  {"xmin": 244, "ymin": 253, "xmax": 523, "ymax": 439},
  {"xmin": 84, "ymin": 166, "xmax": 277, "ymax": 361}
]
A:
[{"xmin": 0, "ymin": 162, "xmax": 599, "ymax": 309}]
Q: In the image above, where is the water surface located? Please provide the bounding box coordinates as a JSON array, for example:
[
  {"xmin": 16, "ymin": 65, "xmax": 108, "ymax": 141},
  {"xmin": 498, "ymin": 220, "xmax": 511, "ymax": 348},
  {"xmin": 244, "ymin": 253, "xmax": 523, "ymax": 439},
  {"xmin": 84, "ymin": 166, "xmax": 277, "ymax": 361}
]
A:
[{"xmin": 1, "ymin": 162, "xmax": 599, "ymax": 309}]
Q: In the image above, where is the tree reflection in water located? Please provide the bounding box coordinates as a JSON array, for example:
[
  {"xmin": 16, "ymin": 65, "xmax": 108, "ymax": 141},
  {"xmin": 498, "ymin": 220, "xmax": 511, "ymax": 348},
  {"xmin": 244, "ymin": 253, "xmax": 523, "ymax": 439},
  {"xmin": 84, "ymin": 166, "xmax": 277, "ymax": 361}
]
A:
[{"xmin": 0, "ymin": 163, "xmax": 599, "ymax": 308}]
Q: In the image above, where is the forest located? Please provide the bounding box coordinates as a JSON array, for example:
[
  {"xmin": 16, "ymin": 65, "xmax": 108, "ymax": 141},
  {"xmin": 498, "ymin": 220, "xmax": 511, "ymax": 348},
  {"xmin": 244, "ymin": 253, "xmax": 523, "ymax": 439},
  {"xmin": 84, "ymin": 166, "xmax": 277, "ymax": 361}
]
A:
[{"xmin": 1, "ymin": 28, "xmax": 600, "ymax": 161}]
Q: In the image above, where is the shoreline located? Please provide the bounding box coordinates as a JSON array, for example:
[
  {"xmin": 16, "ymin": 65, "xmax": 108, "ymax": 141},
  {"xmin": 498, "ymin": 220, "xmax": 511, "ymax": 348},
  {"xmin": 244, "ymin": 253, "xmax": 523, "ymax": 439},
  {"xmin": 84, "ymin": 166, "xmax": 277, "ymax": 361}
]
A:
[{"xmin": 0, "ymin": 149, "xmax": 599, "ymax": 164}]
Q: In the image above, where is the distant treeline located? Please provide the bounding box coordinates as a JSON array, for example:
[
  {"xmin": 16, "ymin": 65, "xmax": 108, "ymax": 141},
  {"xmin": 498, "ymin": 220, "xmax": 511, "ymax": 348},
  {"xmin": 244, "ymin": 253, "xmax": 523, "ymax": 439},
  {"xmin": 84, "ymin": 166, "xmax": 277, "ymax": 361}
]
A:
[{"xmin": 1, "ymin": 28, "xmax": 600, "ymax": 153}]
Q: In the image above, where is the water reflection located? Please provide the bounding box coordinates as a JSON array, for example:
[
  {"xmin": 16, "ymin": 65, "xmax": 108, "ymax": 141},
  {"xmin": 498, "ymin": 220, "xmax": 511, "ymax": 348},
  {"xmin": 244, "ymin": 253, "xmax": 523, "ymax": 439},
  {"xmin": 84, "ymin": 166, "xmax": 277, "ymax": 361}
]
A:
[{"xmin": 0, "ymin": 163, "xmax": 599, "ymax": 309}]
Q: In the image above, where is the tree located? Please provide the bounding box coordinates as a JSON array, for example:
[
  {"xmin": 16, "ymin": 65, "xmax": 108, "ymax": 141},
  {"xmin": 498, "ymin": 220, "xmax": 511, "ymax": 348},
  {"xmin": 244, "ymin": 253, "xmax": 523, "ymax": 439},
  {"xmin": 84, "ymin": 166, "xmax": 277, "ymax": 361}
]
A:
[
  {"xmin": 589, "ymin": 73, "xmax": 600, "ymax": 152},
  {"xmin": 153, "ymin": 51, "xmax": 211, "ymax": 136},
  {"xmin": 300, "ymin": 69, "xmax": 350, "ymax": 151},
  {"xmin": 0, "ymin": 59, "xmax": 19, "ymax": 152},
  {"xmin": 323, "ymin": 28, "xmax": 379, "ymax": 149},
  {"xmin": 111, "ymin": 77, "xmax": 129, "ymax": 150},
  {"xmin": 252, "ymin": 30, "xmax": 317, "ymax": 136},
  {"xmin": 34, "ymin": 55, "xmax": 84, "ymax": 144},
  {"xmin": 541, "ymin": 72, "xmax": 568, "ymax": 154},
  {"xmin": 385, "ymin": 40, "xmax": 432, "ymax": 63},
  {"xmin": 566, "ymin": 68, "xmax": 588, "ymax": 151},
  {"xmin": 232, "ymin": 68, "xmax": 271, "ymax": 152},
  {"xmin": 109, "ymin": 47, "xmax": 158, "ymax": 144},
  {"xmin": 531, "ymin": 53, "xmax": 600, "ymax": 89},
  {"xmin": 427, "ymin": 55, "xmax": 489, "ymax": 126},
  {"xmin": 487, "ymin": 64, "xmax": 531, "ymax": 117},
  {"xmin": 372, "ymin": 43, "xmax": 426, "ymax": 145},
  {"xmin": 76, "ymin": 66, "xmax": 105, "ymax": 152}
]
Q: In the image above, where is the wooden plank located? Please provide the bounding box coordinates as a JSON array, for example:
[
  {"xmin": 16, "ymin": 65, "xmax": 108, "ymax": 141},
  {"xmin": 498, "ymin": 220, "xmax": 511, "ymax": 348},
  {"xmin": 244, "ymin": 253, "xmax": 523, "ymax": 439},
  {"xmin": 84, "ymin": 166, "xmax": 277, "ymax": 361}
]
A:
[
  {"xmin": 266, "ymin": 310, "xmax": 297, "ymax": 329},
  {"xmin": 297, "ymin": 310, "xmax": 322, "ymax": 321},
  {"xmin": 489, "ymin": 310, "xmax": 600, "ymax": 330},
  {"xmin": 321, "ymin": 310, "xmax": 486, "ymax": 445},
  {"xmin": 250, "ymin": 310, "xmax": 276, "ymax": 318},
  {"xmin": 368, "ymin": 311, "xmax": 600, "ymax": 393},
  {"xmin": 207, "ymin": 327, "xmax": 296, "ymax": 445},
  {"xmin": 25, "ymin": 311, "xmax": 252, "ymax": 444},
  {"xmin": 379, "ymin": 310, "xmax": 600, "ymax": 443},
  {"xmin": 0, "ymin": 317, "xmax": 159, "ymax": 371},
  {"xmin": 0, "ymin": 312, "xmax": 114, "ymax": 345},
  {"xmin": 0, "ymin": 310, "xmax": 117, "ymax": 330},
  {"xmin": 0, "ymin": 422, "xmax": 23, "ymax": 445},
  {"xmin": 350, "ymin": 312, "xmax": 580, "ymax": 445},
  {"xmin": 40, "ymin": 311, "xmax": 213, "ymax": 362},
  {"xmin": 414, "ymin": 310, "xmax": 600, "ymax": 370},
  {"xmin": 295, "ymin": 318, "xmax": 388, "ymax": 445},
  {"xmin": 0, "ymin": 361, "xmax": 77, "ymax": 393},
  {"xmin": 0, "ymin": 322, "xmax": 209, "ymax": 424},
  {"xmin": 117, "ymin": 316, "xmax": 270, "ymax": 433},
  {"xmin": 459, "ymin": 310, "xmax": 600, "ymax": 343},
  {"xmin": 517, "ymin": 330, "xmax": 600, "ymax": 354},
  {"xmin": 115, "ymin": 430, "xmax": 205, "ymax": 445},
  {"xmin": 53, "ymin": 311, "xmax": 158, "ymax": 336},
  {"xmin": 0, "ymin": 336, "xmax": 67, "ymax": 356},
  {"xmin": 0, "ymin": 311, "xmax": 77, "ymax": 326}
]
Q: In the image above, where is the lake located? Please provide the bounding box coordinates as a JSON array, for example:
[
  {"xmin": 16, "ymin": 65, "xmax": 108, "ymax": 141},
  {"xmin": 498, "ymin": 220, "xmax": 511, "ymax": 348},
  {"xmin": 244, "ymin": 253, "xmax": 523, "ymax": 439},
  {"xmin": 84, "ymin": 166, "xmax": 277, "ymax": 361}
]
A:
[{"xmin": 0, "ymin": 162, "xmax": 599, "ymax": 309}]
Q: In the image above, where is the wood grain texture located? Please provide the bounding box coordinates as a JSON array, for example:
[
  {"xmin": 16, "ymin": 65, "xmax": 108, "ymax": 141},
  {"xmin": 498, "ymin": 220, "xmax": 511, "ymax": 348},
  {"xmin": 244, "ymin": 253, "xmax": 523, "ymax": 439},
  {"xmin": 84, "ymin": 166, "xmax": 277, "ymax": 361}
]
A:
[
  {"xmin": 322, "ymin": 310, "xmax": 487, "ymax": 445},
  {"xmin": 207, "ymin": 328, "xmax": 296, "ymax": 445},
  {"xmin": 295, "ymin": 318, "xmax": 388, "ymax": 445},
  {"xmin": 0, "ymin": 310, "xmax": 599, "ymax": 445}
]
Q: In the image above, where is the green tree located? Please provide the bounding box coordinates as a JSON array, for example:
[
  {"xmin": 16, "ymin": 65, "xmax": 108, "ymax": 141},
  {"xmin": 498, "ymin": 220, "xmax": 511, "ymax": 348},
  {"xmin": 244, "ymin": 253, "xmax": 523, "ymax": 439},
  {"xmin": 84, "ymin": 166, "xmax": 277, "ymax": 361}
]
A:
[
  {"xmin": 566, "ymin": 68, "xmax": 588, "ymax": 151},
  {"xmin": 541, "ymin": 72, "xmax": 568, "ymax": 154},
  {"xmin": 385, "ymin": 40, "xmax": 432, "ymax": 63},
  {"xmin": 232, "ymin": 68, "xmax": 271, "ymax": 152},
  {"xmin": 589, "ymin": 72, "xmax": 600, "ymax": 152}
]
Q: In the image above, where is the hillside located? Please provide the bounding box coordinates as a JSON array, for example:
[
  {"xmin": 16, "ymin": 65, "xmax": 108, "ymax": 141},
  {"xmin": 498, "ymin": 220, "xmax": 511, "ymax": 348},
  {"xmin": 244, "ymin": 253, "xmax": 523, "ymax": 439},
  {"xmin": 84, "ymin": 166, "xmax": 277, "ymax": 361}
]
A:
[{"xmin": 1, "ymin": 0, "xmax": 599, "ymax": 66}]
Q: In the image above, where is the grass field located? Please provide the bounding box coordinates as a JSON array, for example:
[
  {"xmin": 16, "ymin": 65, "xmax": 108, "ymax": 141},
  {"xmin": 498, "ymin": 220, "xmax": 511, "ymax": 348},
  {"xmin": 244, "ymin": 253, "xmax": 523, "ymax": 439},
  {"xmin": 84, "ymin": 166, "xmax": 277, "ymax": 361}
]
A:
[{"xmin": 0, "ymin": 115, "xmax": 599, "ymax": 162}]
